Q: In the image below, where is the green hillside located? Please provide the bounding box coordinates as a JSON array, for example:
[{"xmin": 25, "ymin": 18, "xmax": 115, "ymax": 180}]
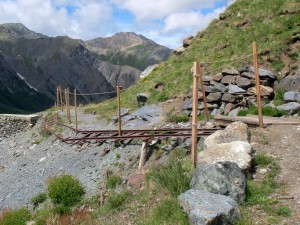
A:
[{"xmin": 85, "ymin": 0, "xmax": 299, "ymax": 118}]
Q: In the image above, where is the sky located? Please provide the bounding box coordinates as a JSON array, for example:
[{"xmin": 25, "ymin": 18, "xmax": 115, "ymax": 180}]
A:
[{"xmin": 0, "ymin": 0, "xmax": 235, "ymax": 49}]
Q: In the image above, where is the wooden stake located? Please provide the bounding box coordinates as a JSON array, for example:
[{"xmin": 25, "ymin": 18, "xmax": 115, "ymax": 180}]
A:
[
  {"xmin": 253, "ymin": 42, "xmax": 263, "ymax": 128},
  {"xmin": 74, "ymin": 89, "xmax": 78, "ymax": 131},
  {"xmin": 98, "ymin": 169, "xmax": 108, "ymax": 206},
  {"xmin": 117, "ymin": 86, "xmax": 122, "ymax": 136},
  {"xmin": 191, "ymin": 61, "xmax": 200, "ymax": 169},
  {"xmin": 56, "ymin": 87, "xmax": 59, "ymax": 108},
  {"xmin": 198, "ymin": 62, "xmax": 209, "ymax": 121},
  {"xmin": 59, "ymin": 85, "xmax": 63, "ymax": 112},
  {"xmin": 138, "ymin": 140, "xmax": 148, "ymax": 170},
  {"xmin": 64, "ymin": 88, "xmax": 68, "ymax": 114},
  {"xmin": 67, "ymin": 87, "xmax": 71, "ymax": 123}
]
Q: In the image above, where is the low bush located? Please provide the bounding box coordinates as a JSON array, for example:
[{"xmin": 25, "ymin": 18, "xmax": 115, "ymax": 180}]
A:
[
  {"xmin": 47, "ymin": 175, "xmax": 85, "ymax": 207},
  {"xmin": 104, "ymin": 190, "xmax": 132, "ymax": 211},
  {"xmin": 0, "ymin": 208, "xmax": 31, "ymax": 225},
  {"xmin": 106, "ymin": 175, "xmax": 122, "ymax": 190},
  {"xmin": 31, "ymin": 192, "xmax": 47, "ymax": 208},
  {"xmin": 167, "ymin": 114, "xmax": 190, "ymax": 123}
]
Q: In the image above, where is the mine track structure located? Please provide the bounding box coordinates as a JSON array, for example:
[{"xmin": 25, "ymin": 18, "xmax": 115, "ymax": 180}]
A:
[{"xmin": 44, "ymin": 114, "xmax": 221, "ymax": 145}]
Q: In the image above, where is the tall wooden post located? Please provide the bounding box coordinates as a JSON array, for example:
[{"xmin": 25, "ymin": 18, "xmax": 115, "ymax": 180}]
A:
[
  {"xmin": 56, "ymin": 87, "xmax": 60, "ymax": 108},
  {"xmin": 67, "ymin": 87, "xmax": 71, "ymax": 123},
  {"xmin": 64, "ymin": 88, "xmax": 68, "ymax": 114},
  {"xmin": 191, "ymin": 61, "xmax": 200, "ymax": 169},
  {"xmin": 74, "ymin": 89, "xmax": 78, "ymax": 131},
  {"xmin": 253, "ymin": 42, "xmax": 263, "ymax": 128},
  {"xmin": 117, "ymin": 86, "xmax": 122, "ymax": 136},
  {"xmin": 198, "ymin": 62, "xmax": 209, "ymax": 121},
  {"xmin": 59, "ymin": 85, "xmax": 63, "ymax": 112}
]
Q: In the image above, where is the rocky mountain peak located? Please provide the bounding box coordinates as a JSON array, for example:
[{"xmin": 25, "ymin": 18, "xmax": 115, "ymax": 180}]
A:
[{"xmin": 0, "ymin": 23, "xmax": 45, "ymax": 40}]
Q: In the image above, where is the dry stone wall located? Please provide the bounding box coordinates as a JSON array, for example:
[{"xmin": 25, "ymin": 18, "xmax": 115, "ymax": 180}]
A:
[
  {"xmin": 0, "ymin": 114, "xmax": 39, "ymax": 139},
  {"xmin": 182, "ymin": 66, "xmax": 276, "ymax": 116}
]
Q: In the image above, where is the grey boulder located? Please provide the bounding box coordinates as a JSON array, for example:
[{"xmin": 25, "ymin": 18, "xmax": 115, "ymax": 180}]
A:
[
  {"xmin": 284, "ymin": 91, "xmax": 300, "ymax": 103},
  {"xmin": 276, "ymin": 102, "xmax": 300, "ymax": 114},
  {"xmin": 178, "ymin": 189, "xmax": 240, "ymax": 225},
  {"xmin": 190, "ymin": 161, "xmax": 246, "ymax": 203},
  {"xmin": 228, "ymin": 84, "xmax": 246, "ymax": 93}
]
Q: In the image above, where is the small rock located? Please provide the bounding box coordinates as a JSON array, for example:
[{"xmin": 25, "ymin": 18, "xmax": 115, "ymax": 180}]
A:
[
  {"xmin": 222, "ymin": 93, "xmax": 237, "ymax": 103},
  {"xmin": 136, "ymin": 93, "xmax": 149, "ymax": 107},
  {"xmin": 206, "ymin": 93, "xmax": 222, "ymax": 103},
  {"xmin": 213, "ymin": 73, "xmax": 223, "ymax": 82},
  {"xmin": 221, "ymin": 75, "xmax": 235, "ymax": 84},
  {"xmin": 228, "ymin": 84, "xmax": 246, "ymax": 93},
  {"xmin": 222, "ymin": 68, "xmax": 240, "ymax": 76}
]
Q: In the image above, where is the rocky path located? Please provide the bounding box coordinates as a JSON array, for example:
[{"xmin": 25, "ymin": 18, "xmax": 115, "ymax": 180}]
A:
[{"xmin": 251, "ymin": 124, "xmax": 300, "ymax": 224}]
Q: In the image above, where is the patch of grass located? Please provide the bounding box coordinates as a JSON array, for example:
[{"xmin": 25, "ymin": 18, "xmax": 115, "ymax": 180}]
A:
[
  {"xmin": 238, "ymin": 106, "xmax": 287, "ymax": 117},
  {"xmin": 52, "ymin": 204, "xmax": 71, "ymax": 215},
  {"xmin": 253, "ymin": 153, "xmax": 275, "ymax": 167},
  {"xmin": 47, "ymin": 175, "xmax": 85, "ymax": 208},
  {"xmin": 274, "ymin": 205, "xmax": 292, "ymax": 217},
  {"xmin": 167, "ymin": 114, "xmax": 190, "ymax": 123},
  {"xmin": 31, "ymin": 192, "xmax": 47, "ymax": 208},
  {"xmin": 146, "ymin": 159, "xmax": 192, "ymax": 197},
  {"xmin": 274, "ymin": 89, "xmax": 285, "ymax": 106},
  {"xmin": 0, "ymin": 208, "xmax": 31, "ymax": 225},
  {"xmin": 106, "ymin": 175, "xmax": 122, "ymax": 190},
  {"xmin": 140, "ymin": 198, "xmax": 189, "ymax": 225},
  {"xmin": 104, "ymin": 190, "xmax": 132, "ymax": 212}
]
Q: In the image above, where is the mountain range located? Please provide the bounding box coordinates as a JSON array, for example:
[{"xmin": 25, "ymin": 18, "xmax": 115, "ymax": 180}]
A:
[{"xmin": 0, "ymin": 23, "xmax": 172, "ymax": 113}]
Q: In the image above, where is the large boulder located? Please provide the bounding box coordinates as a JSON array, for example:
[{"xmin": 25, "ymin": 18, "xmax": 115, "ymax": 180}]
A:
[
  {"xmin": 190, "ymin": 161, "xmax": 246, "ymax": 203},
  {"xmin": 182, "ymin": 98, "xmax": 193, "ymax": 110},
  {"xmin": 140, "ymin": 64, "xmax": 158, "ymax": 79},
  {"xmin": 178, "ymin": 189, "xmax": 240, "ymax": 225},
  {"xmin": 221, "ymin": 75, "xmax": 235, "ymax": 84},
  {"xmin": 136, "ymin": 93, "xmax": 149, "ymax": 107},
  {"xmin": 222, "ymin": 93, "xmax": 237, "ymax": 103},
  {"xmin": 284, "ymin": 91, "xmax": 300, "ymax": 103},
  {"xmin": 277, "ymin": 74, "xmax": 300, "ymax": 92},
  {"xmin": 204, "ymin": 122, "xmax": 250, "ymax": 148},
  {"xmin": 198, "ymin": 141, "xmax": 253, "ymax": 171},
  {"xmin": 112, "ymin": 108, "xmax": 129, "ymax": 123},
  {"xmin": 132, "ymin": 104, "xmax": 163, "ymax": 123},
  {"xmin": 240, "ymin": 66, "xmax": 276, "ymax": 80},
  {"xmin": 236, "ymin": 77, "xmax": 252, "ymax": 89},
  {"xmin": 222, "ymin": 68, "xmax": 240, "ymax": 76},
  {"xmin": 213, "ymin": 82, "xmax": 227, "ymax": 92},
  {"xmin": 276, "ymin": 102, "xmax": 300, "ymax": 114}
]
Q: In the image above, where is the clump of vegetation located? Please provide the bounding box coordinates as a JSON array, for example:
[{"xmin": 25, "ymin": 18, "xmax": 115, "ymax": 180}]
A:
[
  {"xmin": 147, "ymin": 158, "xmax": 192, "ymax": 197},
  {"xmin": 47, "ymin": 175, "xmax": 85, "ymax": 208},
  {"xmin": 106, "ymin": 174, "xmax": 122, "ymax": 190},
  {"xmin": 141, "ymin": 198, "xmax": 189, "ymax": 225},
  {"xmin": 31, "ymin": 192, "xmax": 47, "ymax": 208},
  {"xmin": 273, "ymin": 89, "xmax": 285, "ymax": 106},
  {"xmin": 0, "ymin": 208, "xmax": 31, "ymax": 225},
  {"xmin": 103, "ymin": 190, "xmax": 132, "ymax": 212},
  {"xmin": 167, "ymin": 114, "xmax": 190, "ymax": 123},
  {"xmin": 238, "ymin": 106, "xmax": 287, "ymax": 117}
]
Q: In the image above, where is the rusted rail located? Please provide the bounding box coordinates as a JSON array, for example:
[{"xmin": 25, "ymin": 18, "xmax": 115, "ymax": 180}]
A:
[{"xmin": 44, "ymin": 114, "xmax": 221, "ymax": 145}]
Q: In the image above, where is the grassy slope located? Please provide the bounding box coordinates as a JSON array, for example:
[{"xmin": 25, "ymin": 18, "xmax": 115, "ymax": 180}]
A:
[{"xmin": 84, "ymin": 0, "xmax": 299, "ymax": 119}]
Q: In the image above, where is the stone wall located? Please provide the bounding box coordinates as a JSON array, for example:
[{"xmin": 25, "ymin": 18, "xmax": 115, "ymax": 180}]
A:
[
  {"xmin": 182, "ymin": 66, "xmax": 277, "ymax": 116},
  {"xmin": 0, "ymin": 114, "xmax": 39, "ymax": 139}
]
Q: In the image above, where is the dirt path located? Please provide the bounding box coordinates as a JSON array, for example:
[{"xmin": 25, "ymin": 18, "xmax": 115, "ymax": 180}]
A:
[{"xmin": 251, "ymin": 124, "xmax": 300, "ymax": 224}]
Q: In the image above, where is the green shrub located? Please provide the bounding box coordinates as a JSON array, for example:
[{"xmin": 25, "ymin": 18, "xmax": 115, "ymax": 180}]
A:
[
  {"xmin": 105, "ymin": 190, "xmax": 132, "ymax": 211},
  {"xmin": 31, "ymin": 192, "xmax": 47, "ymax": 208},
  {"xmin": 106, "ymin": 175, "xmax": 122, "ymax": 190},
  {"xmin": 0, "ymin": 208, "xmax": 31, "ymax": 225},
  {"xmin": 147, "ymin": 159, "xmax": 192, "ymax": 197},
  {"xmin": 141, "ymin": 198, "xmax": 189, "ymax": 225},
  {"xmin": 47, "ymin": 175, "xmax": 85, "ymax": 207}
]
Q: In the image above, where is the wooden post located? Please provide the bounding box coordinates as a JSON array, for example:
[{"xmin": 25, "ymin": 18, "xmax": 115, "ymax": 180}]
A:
[
  {"xmin": 64, "ymin": 88, "xmax": 68, "ymax": 115},
  {"xmin": 253, "ymin": 42, "xmax": 263, "ymax": 128},
  {"xmin": 74, "ymin": 89, "xmax": 78, "ymax": 131},
  {"xmin": 67, "ymin": 87, "xmax": 71, "ymax": 123},
  {"xmin": 191, "ymin": 61, "xmax": 200, "ymax": 169},
  {"xmin": 59, "ymin": 85, "xmax": 63, "ymax": 112},
  {"xmin": 56, "ymin": 87, "xmax": 59, "ymax": 108},
  {"xmin": 117, "ymin": 86, "xmax": 122, "ymax": 136},
  {"xmin": 138, "ymin": 140, "xmax": 148, "ymax": 170},
  {"xmin": 198, "ymin": 62, "xmax": 209, "ymax": 121}
]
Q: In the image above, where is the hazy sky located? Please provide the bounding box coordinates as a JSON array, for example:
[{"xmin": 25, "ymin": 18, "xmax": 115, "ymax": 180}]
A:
[{"xmin": 0, "ymin": 0, "xmax": 235, "ymax": 48}]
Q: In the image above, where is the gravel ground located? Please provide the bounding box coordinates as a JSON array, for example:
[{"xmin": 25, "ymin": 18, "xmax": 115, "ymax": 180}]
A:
[{"xmin": 0, "ymin": 113, "xmax": 144, "ymax": 210}]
